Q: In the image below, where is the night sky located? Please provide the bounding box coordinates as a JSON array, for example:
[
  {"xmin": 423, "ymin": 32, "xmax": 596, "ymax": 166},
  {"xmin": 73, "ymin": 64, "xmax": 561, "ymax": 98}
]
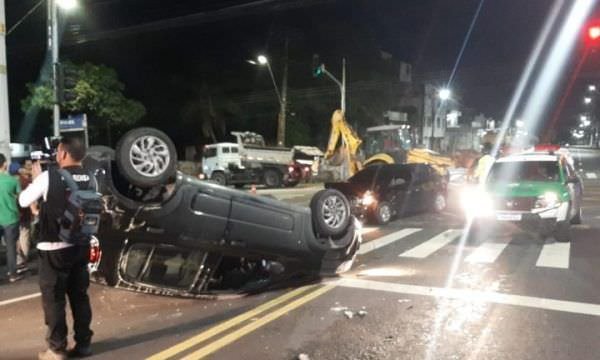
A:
[{"xmin": 5, "ymin": 0, "xmax": 598, "ymax": 147}]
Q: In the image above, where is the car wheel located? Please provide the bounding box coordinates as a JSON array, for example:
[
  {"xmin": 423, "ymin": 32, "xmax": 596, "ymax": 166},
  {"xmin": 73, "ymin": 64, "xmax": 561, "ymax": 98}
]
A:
[
  {"xmin": 285, "ymin": 180, "xmax": 299, "ymax": 188},
  {"xmin": 433, "ymin": 192, "xmax": 447, "ymax": 212},
  {"xmin": 115, "ymin": 127, "xmax": 177, "ymax": 187},
  {"xmin": 310, "ymin": 189, "xmax": 351, "ymax": 237},
  {"xmin": 210, "ymin": 172, "xmax": 227, "ymax": 186},
  {"xmin": 372, "ymin": 201, "xmax": 392, "ymax": 225},
  {"xmin": 554, "ymin": 221, "xmax": 571, "ymax": 242},
  {"xmin": 570, "ymin": 206, "xmax": 582, "ymax": 225},
  {"xmin": 264, "ymin": 169, "xmax": 282, "ymax": 188},
  {"xmin": 234, "ymin": 183, "xmax": 245, "ymax": 189}
]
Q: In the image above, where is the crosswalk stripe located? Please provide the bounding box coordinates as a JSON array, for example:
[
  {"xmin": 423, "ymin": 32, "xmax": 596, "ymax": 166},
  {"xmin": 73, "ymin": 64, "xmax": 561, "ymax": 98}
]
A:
[
  {"xmin": 399, "ymin": 229, "xmax": 462, "ymax": 258},
  {"xmin": 536, "ymin": 242, "xmax": 570, "ymax": 269},
  {"xmin": 358, "ymin": 228, "xmax": 422, "ymax": 255},
  {"xmin": 465, "ymin": 242, "xmax": 510, "ymax": 264}
]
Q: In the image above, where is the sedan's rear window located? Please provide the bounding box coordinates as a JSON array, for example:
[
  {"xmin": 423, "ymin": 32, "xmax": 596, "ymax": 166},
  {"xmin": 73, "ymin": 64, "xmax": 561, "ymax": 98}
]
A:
[{"xmin": 487, "ymin": 161, "xmax": 560, "ymax": 183}]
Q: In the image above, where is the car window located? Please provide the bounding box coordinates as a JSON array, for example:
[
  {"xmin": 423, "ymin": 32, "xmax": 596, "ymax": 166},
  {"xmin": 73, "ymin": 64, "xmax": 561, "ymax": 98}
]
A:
[
  {"xmin": 203, "ymin": 148, "xmax": 217, "ymax": 158},
  {"xmin": 231, "ymin": 147, "xmax": 239, "ymax": 153},
  {"xmin": 348, "ymin": 166, "xmax": 380, "ymax": 187},
  {"xmin": 222, "ymin": 147, "xmax": 230, "ymax": 154},
  {"xmin": 411, "ymin": 165, "xmax": 430, "ymax": 184},
  {"xmin": 487, "ymin": 161, "xmax": 560, "ymax": 183},
  {"xmin": 122, "ymin": 243, "xmax": 207, "ymax": 290}
]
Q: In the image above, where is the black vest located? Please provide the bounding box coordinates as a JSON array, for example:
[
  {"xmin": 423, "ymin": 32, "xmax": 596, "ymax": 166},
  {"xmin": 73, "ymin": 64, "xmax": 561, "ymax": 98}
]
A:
[{"xmin": 40, "ymin": 166, "xmax": 92, "ymax": 243}]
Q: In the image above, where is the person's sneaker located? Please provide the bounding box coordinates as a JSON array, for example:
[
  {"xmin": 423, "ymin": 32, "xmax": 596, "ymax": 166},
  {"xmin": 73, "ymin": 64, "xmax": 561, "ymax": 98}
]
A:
[
  {"xmin": 8, "ymin": 274, "xmax": 24, "ymax": 283},
  {"xmin": 16, "ymin": 265, "xmax": 30, "ymax": 275},
  {"xmin": 67, "ymin": 345, "xmax": 92, "ymax": 358},
  {"xmin": 38, "ymin": 348, "xmax": 66, "ymax": 360}
]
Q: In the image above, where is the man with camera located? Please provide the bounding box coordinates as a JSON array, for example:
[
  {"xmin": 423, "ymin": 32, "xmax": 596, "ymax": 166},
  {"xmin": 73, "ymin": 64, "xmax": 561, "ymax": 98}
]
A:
[{"xmin": 19, "ymin": 137, "xmax": 94, "ymax": 360}]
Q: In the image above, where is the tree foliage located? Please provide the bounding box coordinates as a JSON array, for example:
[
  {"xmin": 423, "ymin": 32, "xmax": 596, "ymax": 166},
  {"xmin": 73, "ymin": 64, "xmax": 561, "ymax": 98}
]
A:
[{"xmin": 21, "ymin": 62, "xmax": 146, "ymax": 143}]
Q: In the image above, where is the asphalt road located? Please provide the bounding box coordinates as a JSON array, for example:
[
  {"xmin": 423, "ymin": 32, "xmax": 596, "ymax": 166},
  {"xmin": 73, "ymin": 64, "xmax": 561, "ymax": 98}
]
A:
[{"xmin": 1, "ymin": 147, "xmax": 600, "ymax": 360}]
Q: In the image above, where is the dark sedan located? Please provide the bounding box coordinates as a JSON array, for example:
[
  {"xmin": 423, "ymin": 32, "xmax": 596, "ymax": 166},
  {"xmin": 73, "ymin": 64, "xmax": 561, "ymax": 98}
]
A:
[{"xmin": 326, "ymin": 163, "xmax": 448, "ymax": 225}]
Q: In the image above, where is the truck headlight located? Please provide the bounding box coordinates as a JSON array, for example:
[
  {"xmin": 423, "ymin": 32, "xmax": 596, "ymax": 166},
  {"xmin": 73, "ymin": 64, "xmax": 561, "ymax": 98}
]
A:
[
  {"xmin": 535, "ymin": 192, "xmax": 560, "ymax": 208},
  {"xmin": 461, "ymin": 187, "xmax": 493, "ymax": 217},
  {"xmin": 361, "ymin": 191, "xmax": 376, "ymax": 206}
]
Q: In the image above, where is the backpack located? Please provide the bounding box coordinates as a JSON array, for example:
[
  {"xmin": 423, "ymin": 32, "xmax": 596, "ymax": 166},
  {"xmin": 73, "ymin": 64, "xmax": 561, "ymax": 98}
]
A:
[{"xmin": 57, "ymin": 169, "xmax": 104, "ymax": 245}]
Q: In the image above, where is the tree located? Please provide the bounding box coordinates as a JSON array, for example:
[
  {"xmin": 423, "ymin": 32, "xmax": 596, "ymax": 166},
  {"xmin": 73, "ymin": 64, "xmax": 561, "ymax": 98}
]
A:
[{"xmin": 21, "ymin": 62, "xmax": 146, "ymax": 145}]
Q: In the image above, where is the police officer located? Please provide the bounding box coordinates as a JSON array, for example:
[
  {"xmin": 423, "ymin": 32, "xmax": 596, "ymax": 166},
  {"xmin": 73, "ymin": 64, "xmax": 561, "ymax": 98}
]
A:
[{"xmin": 19, "ymin": 137, "xmax": 94, "ymax": 360}]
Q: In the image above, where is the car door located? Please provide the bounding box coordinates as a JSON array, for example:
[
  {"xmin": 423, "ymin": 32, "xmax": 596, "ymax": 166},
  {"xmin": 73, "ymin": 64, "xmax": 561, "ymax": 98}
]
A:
[
  {"xmin": 407, "ymin": 165, "xmax": 428, "ymax": 212},
  {"xmin": 384, "ymin": 166, "xmax": 412, "ymax": 215}
]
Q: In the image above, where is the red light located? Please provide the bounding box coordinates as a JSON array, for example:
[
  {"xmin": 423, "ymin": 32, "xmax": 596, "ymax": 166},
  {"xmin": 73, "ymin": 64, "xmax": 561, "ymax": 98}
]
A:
[{"xmin": 589, "ymin": 26, "xmax": 600, "ymax": 40}]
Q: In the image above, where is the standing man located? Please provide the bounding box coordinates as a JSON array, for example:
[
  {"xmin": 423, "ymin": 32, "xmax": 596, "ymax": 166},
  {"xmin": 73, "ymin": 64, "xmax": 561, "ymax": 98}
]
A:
[
  {"xmin": 14, "ymin": 159, "xmax": 34, "ymax": 273},
  {"xmin": 473, "ymin": 142, "xmax": 495, "ymax": 183},
  {"xmin": 0, "ymin": 153, "xmax": 22, "ymax": 283},
  {"xmin": 20, "ymin": 137, "xmax": 94, "ymax": 360}
]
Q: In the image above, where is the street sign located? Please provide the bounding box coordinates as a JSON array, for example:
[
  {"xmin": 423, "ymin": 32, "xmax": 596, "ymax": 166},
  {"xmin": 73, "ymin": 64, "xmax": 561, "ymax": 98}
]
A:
[
  {"xmin": 59, "ymin": 113, "xmax": 89, "ymax": 147},
  {"xmin": 59, "ymin": 113, "xmax": 87, "ymax": 131}
]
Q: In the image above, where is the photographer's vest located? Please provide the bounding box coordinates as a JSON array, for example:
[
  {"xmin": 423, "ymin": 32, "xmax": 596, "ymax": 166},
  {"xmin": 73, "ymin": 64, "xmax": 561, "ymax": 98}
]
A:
[{"xmin": 40, "ymin": 166, "xmax": 92, "ymax": 243}]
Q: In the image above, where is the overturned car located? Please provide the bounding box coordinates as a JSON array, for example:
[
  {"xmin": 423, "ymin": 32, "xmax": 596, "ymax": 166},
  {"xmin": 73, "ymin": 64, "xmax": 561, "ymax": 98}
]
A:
[{"xmin": 84, "ymin": 128, "xmax": 360, "ymax": 298}]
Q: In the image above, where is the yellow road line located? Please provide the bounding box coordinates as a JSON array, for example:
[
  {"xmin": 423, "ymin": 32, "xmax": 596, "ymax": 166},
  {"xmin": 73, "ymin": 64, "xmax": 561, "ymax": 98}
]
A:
[
  {"xmin": 147, "ymin": 285, "xmax": 318, "ymax": 360},
  {"xmin": 180, "ymin": 285, "xmax": 335, "ymax": 360}
]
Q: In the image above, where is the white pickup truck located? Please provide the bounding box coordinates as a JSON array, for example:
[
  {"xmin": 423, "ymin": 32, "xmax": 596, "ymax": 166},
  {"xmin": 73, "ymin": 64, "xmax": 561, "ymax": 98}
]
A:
[{"xmin": 201, "ymin": 131, "xmax": 322, "ymax": 188}]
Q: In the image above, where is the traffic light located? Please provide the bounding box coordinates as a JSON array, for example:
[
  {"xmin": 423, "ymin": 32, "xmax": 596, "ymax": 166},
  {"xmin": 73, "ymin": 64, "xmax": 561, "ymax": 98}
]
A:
[
  {"xmin": 312, "ymin": 54, "xmax": 323, "ymax": 77},
  {"xmin": 56, "ymin": 63, "xmax": 79, "ymax": 104}
]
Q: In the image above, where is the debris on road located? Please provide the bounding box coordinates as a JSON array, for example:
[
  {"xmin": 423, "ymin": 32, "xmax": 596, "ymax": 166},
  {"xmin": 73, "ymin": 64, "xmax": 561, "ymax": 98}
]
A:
[
  {"xmin": 357, "ymin": 310, "xmax": 368, "ymax": 317},
  {"xmin": 297, "ymin": 353, "xmax": 311, "ymax": 360},
  {"xmin": 343, "ymin": 310, "xmax": 354, "ymax": 319},
  {"xmin": 398, "ymin": 299, "xmax": 411, "ymax": 303},
  {"xmin": 330, "ymin": 306, "xmax": 349, "ymax": 312}
]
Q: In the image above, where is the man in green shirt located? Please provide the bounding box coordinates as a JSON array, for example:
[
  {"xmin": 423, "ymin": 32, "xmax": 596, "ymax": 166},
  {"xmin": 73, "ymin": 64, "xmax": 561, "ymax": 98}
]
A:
[{"xmin": 0, "ymin": 153, "xmax": 22, "ymax": 282}]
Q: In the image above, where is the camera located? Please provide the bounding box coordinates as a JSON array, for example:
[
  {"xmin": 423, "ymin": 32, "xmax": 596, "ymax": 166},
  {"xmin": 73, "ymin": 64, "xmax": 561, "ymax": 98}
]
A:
[{"xmin": 31, "ymin": 136, "xmax": 61, "ymax": 170}]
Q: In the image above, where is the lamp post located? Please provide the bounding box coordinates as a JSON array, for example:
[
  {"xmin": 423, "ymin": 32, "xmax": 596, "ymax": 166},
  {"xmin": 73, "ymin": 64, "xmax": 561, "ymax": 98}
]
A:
[
  {"xmin": 253, "ymin": 44, "xmax": 288, "ymax": 146},
  {"xmin": 49, "ymin": 0, "xmax": 78, "ymax": 137},
  {"xmin": 0, "ymin": 0, "xmax": 10, "ymax": 160},
  {"xmin": 430, "ymin": 88, "xmax": 451, "ymax": 149}
]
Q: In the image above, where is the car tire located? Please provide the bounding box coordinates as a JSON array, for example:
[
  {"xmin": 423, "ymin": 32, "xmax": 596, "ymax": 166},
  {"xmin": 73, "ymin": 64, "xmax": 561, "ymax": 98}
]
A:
[
  {"xmin": 570, "ymin": 206, "xmax": 582, "ymax": 225},
  {"xmin": 371, "ymin": 201, "xmax": 393, "ymax": 225},
  {"xmin": 115, "ymin": 127, "xmax": 177, "ymax": 187},
  {"xmin": 264, "ymin": 169, "xmax": 282, "ymax": 188},
  {"xmin": 554, "ymin": 221, "xmax": 571, "ymax": 242},
  {"xmin": 433, "ymin": 192, "xmax": 447, "ymax": 212},
  {"xmin": 310, "ymin": 189, "xmax": 351, "ymax": 237},
  {"xmin": 211, "ymin": 172, "xmax": 227, "ymax": 186}
]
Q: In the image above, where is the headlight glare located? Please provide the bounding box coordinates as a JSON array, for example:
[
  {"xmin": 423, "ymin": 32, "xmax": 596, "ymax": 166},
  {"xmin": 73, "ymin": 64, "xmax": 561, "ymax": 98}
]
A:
[{"xmin": 361, "ymin": 191, "xmax": 376, "ymax": 206}]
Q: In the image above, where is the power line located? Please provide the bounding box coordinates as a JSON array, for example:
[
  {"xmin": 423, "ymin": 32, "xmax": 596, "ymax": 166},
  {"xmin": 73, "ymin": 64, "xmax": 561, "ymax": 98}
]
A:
[{"xmin": 6, "ymin": 0, "xmax": 44, "ymax": 36}]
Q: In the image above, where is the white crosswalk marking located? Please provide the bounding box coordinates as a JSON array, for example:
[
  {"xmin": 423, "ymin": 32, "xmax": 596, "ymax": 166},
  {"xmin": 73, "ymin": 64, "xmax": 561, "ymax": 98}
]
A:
[
  {"xmin": 358, "ymin": 228, "xmax": 422, "ymax": 255},
  {"xmin": 536, "ymin": 242, "xmax": 571, "ymax": 269},
  {"xmin": 399, "ymin": 229, "xmax": 462, "ymax": 258},
  {"xmin": 465, "ymin": 242, "xmax": 510, "ymax": 264}
]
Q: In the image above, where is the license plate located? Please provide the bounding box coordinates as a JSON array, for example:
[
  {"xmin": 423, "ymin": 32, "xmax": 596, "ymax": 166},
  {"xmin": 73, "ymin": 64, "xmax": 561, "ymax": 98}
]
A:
[{"xmin": 497, "ymin": 213, "xmax": 522, "ymax": 221}]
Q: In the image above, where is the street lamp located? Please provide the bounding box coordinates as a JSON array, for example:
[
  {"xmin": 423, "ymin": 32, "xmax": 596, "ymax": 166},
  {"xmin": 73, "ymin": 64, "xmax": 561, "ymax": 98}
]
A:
[
  {"xmin": 57, "ymin": 0, "xmax": 78, "ymax": 10},
  {"xmin": 49, "ymin": 0, "xmax": 78, "ymax": 136},
  {"xmin": 584, "ymin": 97, "xmax": 592, "ymax": 104},
  {"xmin": 588, "ymin": 84, "xmax": 597, "ymax": 92},
  {"xmin": 439, "ymin": 88, "xmax": 451, "ymax": 101},
  {"xmin": 252, "ymin": 54, "xmax": 288, "ymax": 146}
]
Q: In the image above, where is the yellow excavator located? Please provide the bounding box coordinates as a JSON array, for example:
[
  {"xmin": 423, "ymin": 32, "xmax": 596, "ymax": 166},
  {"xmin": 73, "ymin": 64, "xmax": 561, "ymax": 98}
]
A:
[{"xmin": 324, "ymin": 110, "xmax": 454, "ymax": 179}]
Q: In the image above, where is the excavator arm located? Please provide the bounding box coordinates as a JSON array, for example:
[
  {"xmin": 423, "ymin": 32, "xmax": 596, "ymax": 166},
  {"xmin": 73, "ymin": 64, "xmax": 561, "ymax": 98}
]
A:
[{"xmin": 324, "ymin": 110, "xmax": 363, "ymax": 177}]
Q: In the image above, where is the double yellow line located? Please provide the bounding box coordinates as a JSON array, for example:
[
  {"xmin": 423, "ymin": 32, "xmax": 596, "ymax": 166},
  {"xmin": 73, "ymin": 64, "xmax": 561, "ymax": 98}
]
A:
[{"xmin": 148, "ymin": 284, "xmax": 334, "ymax": 360}]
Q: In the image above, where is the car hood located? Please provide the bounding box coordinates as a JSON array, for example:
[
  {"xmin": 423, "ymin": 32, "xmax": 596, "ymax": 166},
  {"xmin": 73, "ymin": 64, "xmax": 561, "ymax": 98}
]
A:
[{"xmin": 486, "ymin": 181, "xmax": 568, "ymax": 199}]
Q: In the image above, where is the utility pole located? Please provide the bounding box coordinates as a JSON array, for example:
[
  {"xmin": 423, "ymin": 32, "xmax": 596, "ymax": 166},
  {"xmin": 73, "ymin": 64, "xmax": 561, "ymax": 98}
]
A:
[
  {"xmin": 48, "ymin": 0, "xmax": 60, "ymax": 137},
  {"xmin": 0, "ymin": 0, "xmax": 11, "ymax": 160},
  {"xmin": 276, "ymin": 37, "xmax": 288, "ymax": 147}
]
